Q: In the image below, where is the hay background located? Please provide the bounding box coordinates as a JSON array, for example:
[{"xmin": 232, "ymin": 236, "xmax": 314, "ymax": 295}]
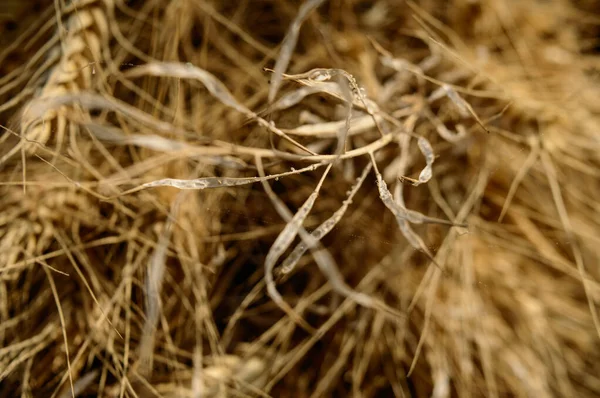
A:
[{"xmin": 1, "ymin": 0, "xmax": 599, "ymax": 397}]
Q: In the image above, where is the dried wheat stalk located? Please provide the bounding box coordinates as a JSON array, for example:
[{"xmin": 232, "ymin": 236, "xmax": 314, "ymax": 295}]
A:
[{"xmin": 19, "ymin": 0, "xmax": 111, "ymax": 155}]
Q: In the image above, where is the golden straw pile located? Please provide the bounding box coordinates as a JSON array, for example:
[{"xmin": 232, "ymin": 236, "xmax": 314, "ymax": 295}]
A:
[{"xmin": 1, "ymin": 0, "xmax": 599, "ymax": 396}]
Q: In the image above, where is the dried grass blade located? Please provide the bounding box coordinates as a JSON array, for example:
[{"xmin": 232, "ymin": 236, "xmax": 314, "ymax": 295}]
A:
[
  {"xmin": 124, "ymin": 62, "xmax": 316, "ymax": 155},
  {"xmin": 52, "ymin": 231, "xmax": 122, "ymax": 339},
  {"xmin": 58, "ymin": 371, "xmax": 98, "ymax": 398},
  {"xmin": 284, "ymin": 114, "xmax": 379, "ymax": 138},
  {"xmin": 416, "ymin": 136, "xmax": 434, "ymax": 185},
  {"xmin": 289, "ymin": 73, "xmax": 380, "ymax": 116},
  {"xmin": 335, "ymin": 75, "xmax": 353, "ymax": 158},
  {"xmin": 446, "ymin": 85, "xmax": 490, "ymax": 133},
  {"xmin": 126, "ymin": 62, "xmax": 248, "ymax": 114},
  {"xmin": 268, "ymin": 0, "xmax": 326, "ymax": 104},
  {"xmin": 257, "ymin": 157, "xmax": 331, "ymax": 332},
  {"xmin": 139, "ymin": 197, "xmax": 181, "ymax": 376},
  {"xmin": 85, "ymin": 123, "xmax": 196, "ymax": 151},
  {"xmin": 540, "ymin": 150, "xmax": 600, "ymax": 340},
  {"xmin": 86, "ymin": 122, "xmax": 248, "ymax": 168},
  {"xmin": 23, "ymin": 92, "xmax": 191, "ymax": 137},
  {"xmin": 376, "ymin": 157, "xmax": 463, "ymax": 226},
  {"xmin": 269, "ymin": 86, "xmax": 323, "ymax": 112},
  {"xmin": 120, "ymin": 162, "xmax": 324, "ymax": 195},
  {"xmin": 41, "ymin": 262, "xmax": 75, "ymax": 398},
  {"xmin": 498, "ymin": 139, "xmax": 540, "ymax": 222},
  {"xmin": 423, "ymin": 107, "xmax": 466, "ymax": 143},
  {"xmin": 430, "ymin": 85, "xmax": 469, "ymax": 118},
  {"xmin": 429, "ymin": 84, "xmax": 490, "ymax": 134},
  {"xmin": 280, "ymin": 162, "xmax": 373, "ymax": 274},
  {"xmin": 370, "ymin": 153, "xmax": 448, "ymax": 266},
  {"xmin": 277, "ymin": 131, "xmax": 395, "ymax": 162},
  {"xmin": 258, "ymin": 157, "xmax": 401, "ymax": 321}
]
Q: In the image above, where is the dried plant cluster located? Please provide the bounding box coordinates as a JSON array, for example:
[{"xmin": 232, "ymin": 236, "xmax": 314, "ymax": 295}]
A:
[{"xmin": 0, "ymin": 0, "xmax": 599, "ymax": 397}]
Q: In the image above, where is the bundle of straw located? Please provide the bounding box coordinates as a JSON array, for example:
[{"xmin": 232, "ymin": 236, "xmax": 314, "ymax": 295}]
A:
[{"xmin": 1, "ymin": 0, "xmax": 599, "ymax": 396}]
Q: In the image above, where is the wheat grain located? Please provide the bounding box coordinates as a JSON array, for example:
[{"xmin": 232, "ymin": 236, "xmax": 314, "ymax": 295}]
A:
[{"xmin": 17, "ymin": 0, "xmax": 111, "ymax": 157}]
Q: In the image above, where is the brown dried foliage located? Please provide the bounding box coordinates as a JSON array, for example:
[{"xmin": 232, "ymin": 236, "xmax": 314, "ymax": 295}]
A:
[{"xmin": 1, "ymin": 0, "xmax": 599, "ymax": 397}]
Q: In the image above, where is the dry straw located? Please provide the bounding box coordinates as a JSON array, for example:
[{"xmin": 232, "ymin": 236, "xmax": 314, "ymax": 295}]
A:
[
  {"xmin": 12, "ymin": 0, "xmax": 110, "ymax": 159},
  {"xmin": 1, "ymin": 0, "xmax": 600, "ymax": 397}
]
